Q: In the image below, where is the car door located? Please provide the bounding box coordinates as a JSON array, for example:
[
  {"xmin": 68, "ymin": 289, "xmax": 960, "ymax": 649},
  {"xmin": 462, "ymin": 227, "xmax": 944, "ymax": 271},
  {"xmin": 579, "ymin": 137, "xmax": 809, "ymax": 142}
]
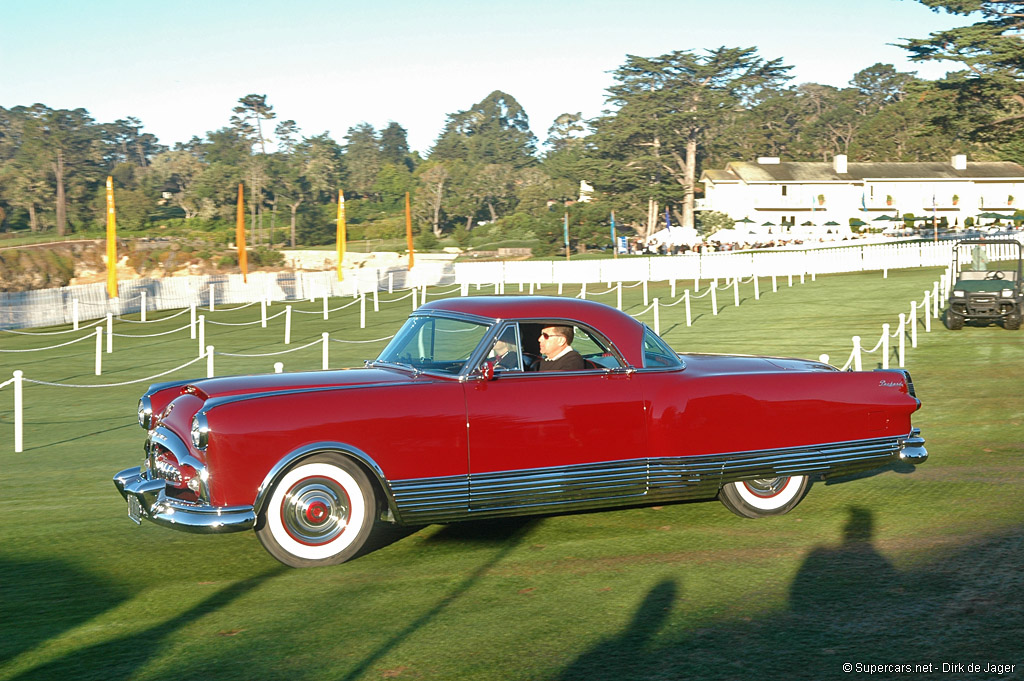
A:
[{"xmin": 462, "ymin": 322, "xmax": 648, "ymax": 513}]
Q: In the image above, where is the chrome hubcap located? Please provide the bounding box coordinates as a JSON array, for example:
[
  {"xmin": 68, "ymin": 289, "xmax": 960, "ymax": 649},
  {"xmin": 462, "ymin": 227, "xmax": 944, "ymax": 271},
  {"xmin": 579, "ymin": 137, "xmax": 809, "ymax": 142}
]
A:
[
  {"xmin": 282, "ymin": 477, "xmax": 350, "ymax": 545},
  {"xmin": 743, "ymin": 477, "xmax": 788, "ymax": 498}
]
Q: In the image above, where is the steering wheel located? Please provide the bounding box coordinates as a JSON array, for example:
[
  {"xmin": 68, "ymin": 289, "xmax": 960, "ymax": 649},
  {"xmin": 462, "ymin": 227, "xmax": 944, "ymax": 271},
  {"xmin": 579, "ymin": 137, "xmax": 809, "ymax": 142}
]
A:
[{"xmin": 985, "ymin": 270, "xmax": 1005, "ymax": 280}]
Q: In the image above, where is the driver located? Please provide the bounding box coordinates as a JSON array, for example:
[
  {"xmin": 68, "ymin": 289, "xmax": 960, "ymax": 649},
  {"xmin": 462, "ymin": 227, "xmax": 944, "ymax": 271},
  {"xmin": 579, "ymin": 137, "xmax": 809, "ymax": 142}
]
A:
[{"xmin": 533, "ymin": 325, "xmax": 585, "ymax": 371}]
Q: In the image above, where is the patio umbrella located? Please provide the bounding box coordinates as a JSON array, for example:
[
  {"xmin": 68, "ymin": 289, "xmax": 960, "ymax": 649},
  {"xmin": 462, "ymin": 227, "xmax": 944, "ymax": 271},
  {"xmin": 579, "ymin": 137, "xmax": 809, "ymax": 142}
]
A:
[
  {"xmin": 735, "ymin": 217, "xmax": 755, "ymax": 224},
  {"xmin": 873, "ymin": 214, "xmax": 895, "ymax": 221},
  {"xmin": 977, "ymin": 212, "xmax": 1002, "ymax": 219},
  {"xmin": 761, "ymin": 221, "xmax": 776, "ymax": 226},
  {"xmin": 801, "ymin": 221, "xmax": 815, "ymax": 226},
  {"xmin": 824, "ymin": 220, "xmax": 840, "ymax": 226},
  {"xmin": 850, "ymin": 219, "xmax": 868, "ymax": 227}
]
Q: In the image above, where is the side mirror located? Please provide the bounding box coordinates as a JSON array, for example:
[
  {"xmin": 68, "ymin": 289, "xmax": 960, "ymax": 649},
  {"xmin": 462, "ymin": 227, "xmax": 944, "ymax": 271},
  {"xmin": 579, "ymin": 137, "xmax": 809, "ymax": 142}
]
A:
[{"xmin": 482, "ymin": 361, "xmax": 495, "ymax": 381}]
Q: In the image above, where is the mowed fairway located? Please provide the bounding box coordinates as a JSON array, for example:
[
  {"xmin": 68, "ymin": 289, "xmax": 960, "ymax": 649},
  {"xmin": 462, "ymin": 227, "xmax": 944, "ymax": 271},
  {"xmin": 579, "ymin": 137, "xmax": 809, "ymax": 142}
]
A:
[{"xmin": 1, "ymin": 266, "xmax": 1022, "ymax": 681}]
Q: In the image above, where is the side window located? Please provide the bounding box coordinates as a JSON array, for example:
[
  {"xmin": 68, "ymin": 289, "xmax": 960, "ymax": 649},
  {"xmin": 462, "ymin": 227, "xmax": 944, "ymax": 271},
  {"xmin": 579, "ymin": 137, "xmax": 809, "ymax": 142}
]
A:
[
  {"xmin": 643, "ymin": 328, "xmax": 683, "ymax": 369},
  {"xmin": 572, "ymin": 325, "xmax": 623, "ymax": 369},
  {"xmin": 489, "ymin": 323, "xmax": 523, "ymax": 372}
]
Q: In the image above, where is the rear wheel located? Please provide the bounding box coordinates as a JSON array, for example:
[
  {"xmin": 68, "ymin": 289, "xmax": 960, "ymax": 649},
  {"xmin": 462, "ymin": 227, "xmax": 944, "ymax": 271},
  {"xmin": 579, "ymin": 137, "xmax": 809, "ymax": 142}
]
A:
[
  {"xmin": 1005, "ymin": 309, "xmax": 1022, "ymax": 330},
  {"xmin": 719, "ymin": 475, "xmax": 809, "ymax": 519},
  {"xmin": 256, "ymin": 454, "xmax": 376, "ymax": 568},
  {"xmin": 944, "ymin": 309, "xmax": 964, "ymax": 330}
]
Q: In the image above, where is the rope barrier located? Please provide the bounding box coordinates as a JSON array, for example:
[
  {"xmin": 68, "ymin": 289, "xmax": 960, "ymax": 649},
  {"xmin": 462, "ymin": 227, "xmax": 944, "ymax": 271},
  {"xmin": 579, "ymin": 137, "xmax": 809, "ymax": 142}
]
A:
[
  {"xmin": 425, "ymin": 285, "xmax": 462, "ymax": 297},
  {"xmin": 116, "ymin": 307, "xmax": 191, "ymax": 323},
  {"xmin": 1, "ymin": 318, "xmax": 104, "ymax": 335},
  {"xmin": 111, "ymin": 322, "xmax": 193, "ymax": 339},
  {"xmin": 627, "ymin": 302, "xmax": 657, "ymax": 318},
  {"xmin": 329, "ymin": 335, "xmax": 396, "ymax": 344},
  {"xmin": 379, "ymin": 291, "xmax": 417, "ymax": 304},
  {"xmin": 0, "ymin": 377, "xmax": 14, "ymax": 390},
  {"xmin": 292, "ymin": 298, "xmax": 361, "ymax": 314},
  {"xmin": 21, "ymin": 354, "xmax": 206, "ymax": 388},
  {"xmin": 206, "ymin": 301, "xmax": 260, "ymax": 312},
  {"xmin": 215, "ymin": 338, "xmax": 323, "ymax": 358},
  {"xmin": 206, "ymin": 309, "xmax": 287, "ymax": 326},
  {"xmin": 0, "ymin": 332, "xmax": 96, "ymax": 352}
]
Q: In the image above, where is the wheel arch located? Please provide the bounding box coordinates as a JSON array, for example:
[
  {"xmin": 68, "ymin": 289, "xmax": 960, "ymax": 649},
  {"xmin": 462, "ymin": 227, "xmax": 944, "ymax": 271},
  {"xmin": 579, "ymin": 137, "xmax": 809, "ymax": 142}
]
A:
[{"xmin": 252, "ymin": 442, "xmax": 403, "ymax": 524}]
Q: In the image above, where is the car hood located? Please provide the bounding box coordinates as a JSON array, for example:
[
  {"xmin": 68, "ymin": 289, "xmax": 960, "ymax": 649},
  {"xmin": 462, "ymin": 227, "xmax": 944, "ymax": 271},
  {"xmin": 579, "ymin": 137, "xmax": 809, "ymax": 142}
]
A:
[{"xmin": 182, "ymin": 367, "xmax": 423, "ymax": 401}]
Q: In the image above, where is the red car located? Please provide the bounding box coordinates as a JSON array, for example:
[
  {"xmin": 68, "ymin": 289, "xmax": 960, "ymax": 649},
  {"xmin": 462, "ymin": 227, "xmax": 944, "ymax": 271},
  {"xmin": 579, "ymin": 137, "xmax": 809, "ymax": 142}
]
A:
[{"xmin": 114, "ymin": 296, "xmax": 927, "ymax": 568}]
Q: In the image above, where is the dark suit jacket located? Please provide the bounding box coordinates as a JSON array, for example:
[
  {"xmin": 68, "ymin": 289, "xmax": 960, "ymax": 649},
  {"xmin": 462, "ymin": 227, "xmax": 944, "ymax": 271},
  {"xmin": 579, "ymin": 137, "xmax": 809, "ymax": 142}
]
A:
[{"xmin": 533, "ymin": 349, "xmax": 586, "ymax": 372}]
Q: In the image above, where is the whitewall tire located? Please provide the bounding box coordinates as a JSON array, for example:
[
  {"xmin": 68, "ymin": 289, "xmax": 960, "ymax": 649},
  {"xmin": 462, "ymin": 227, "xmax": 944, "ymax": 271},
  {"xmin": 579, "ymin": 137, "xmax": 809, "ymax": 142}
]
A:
[
  {"xmin": 256, "ymin": 454, "xmax": 376, "ymax": 568},
  {"xmin": 718, "ymin": 475, "xmax": 810, "ymax": 519}
]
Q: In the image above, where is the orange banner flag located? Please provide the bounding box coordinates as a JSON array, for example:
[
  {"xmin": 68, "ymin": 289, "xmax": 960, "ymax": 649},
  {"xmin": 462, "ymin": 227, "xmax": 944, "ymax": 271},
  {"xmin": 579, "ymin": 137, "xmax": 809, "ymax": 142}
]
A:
[
  {"xmin": 236, "ymin": 183, "xmax": 248, "ymax": 283},
  {"xmin": 405, "ymin": 191, "xmax": 414, "ymax": 270},
  {"xmin": 337, "ymin": 190, "xmax": 346, "ymax": 281},
  {"xmin": 105, "ymin": 177, "xmax": 118, "ymax": 299}
]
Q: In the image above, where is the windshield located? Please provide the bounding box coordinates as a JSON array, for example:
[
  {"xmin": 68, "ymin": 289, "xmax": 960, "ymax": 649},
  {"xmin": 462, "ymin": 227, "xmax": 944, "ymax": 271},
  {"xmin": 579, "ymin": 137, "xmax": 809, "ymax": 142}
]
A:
[{"xmin": 376, "ymin": 315, "xmax": 490, "ymax": 375}]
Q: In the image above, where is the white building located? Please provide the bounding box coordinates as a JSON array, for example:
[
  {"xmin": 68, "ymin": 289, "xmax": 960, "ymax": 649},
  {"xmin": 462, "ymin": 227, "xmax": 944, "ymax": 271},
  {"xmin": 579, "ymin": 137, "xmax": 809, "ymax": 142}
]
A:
[{"xmin": 698, "ymin": 155, "xmax": 1024, "ymax": 239}]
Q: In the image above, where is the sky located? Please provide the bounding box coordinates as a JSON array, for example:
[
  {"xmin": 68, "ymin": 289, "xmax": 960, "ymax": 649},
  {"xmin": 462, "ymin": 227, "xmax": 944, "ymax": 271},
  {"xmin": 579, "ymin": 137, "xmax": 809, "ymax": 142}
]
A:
[{"xmin": 1, "ymin": 0, "xmax": 972, "ymax": 155}]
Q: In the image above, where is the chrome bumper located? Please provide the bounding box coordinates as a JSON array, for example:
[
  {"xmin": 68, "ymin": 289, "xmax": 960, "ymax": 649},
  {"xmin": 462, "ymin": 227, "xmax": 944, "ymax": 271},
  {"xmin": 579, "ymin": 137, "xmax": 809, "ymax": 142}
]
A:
[
  {"xmin": 113, "ymin": 467, "xmax": 255, "ymax": 534},
  {"xmin": 897, "ymin": 428, "xmax": 928, "ymax": 464}
]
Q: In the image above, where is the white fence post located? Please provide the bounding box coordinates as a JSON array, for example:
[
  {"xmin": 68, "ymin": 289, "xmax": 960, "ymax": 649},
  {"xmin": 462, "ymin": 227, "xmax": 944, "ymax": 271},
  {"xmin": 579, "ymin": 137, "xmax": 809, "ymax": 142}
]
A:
[
  {"xmin": 617, "ymin": 282, "xmax": 623, "ymax": 310},
  {"xmin": 882, "ymin": 323, "xmax": 890, "ymax": 370},
  {"xmin": 684, "ymin": 290, "xmax": 692, "ymax": 327},
  {"xmin": 898, "ymin": 313, "xmax": 906, "ymax": 368},
  {"xmin": 206, "ymin": 346, "xmax": 214, "ymax": 377},
  {"xmin": 323, "ymin": 294, "xmax": 329, "ymax": 321},
  {"xmin": 412, "ymin": 287, "xmax": 418, "ymax": 312},
  {"xmin": 670, "ymin": 279, "xmax": 676, "ymax": 298},
  {"xmin": 190, "ymin": 303, "xmax": 197, "ymax": 339},
  {"xmin": 642, "ymin": 280, "xmax": 649, "ymax": 306},
  {"xmin": 388, "ymin": 272, "xmax": 394, "ymax": 294},
  {"xmin": 853, "ymin": 335, "xmax": 863, "ymax": 371},
  {"xmin": 580, "ymin": 282, "xmax": 587, "ymax": 300},
  {"xmin": 95, "ymin": 327, "xmax": 103, "ymax": 375},
  {"xmin": 653, "ymin": 298, "xmax": 660, "ymax": 335},
  {"xmin": 209, "ymin": 284, "xmax": 215, "ymax": 311},
  {"xmin": 754, "ymin": 276, "xmax": 760, "ymax": 300},
  {"xmin": 373, "ymin": 286, "xmax": 379, "ymax": 312},
  {"xmin": 274, "ymin": 361, "xmax": 284, "ymax": 374},
  {"xmin": 694, "ymin": 278, "xmax": 700, "ymax": 292},
  {"xmin": 261, "ymin": 299, "xmax": 267, "ymax": 328},
  {"xmin": 421, "ymin": 286, "xmax": 427, "ymax": 307},
  {"xmin": 733, "ymin": 277, "xmax": 740, "ymax": 307},
  {"xmin": 72, "ymin": 299, "xmax": 80, "ymax": 330},
  {"xmin": 106, "ymin": 313, "xmax": 113, "ymax": 354},
  {"xmin": 772, "ymin": 274, "xmax": 778, "ymax": 293},
  {"xmin": 911, "ymin": 301, "xmax": 918, "ymax": 349},
  {"xmin": 141, "ymin": 291, "xmax": 147, "ymax": 322},
  {"xmin": 360, "ymin": 294, "xmax": 366, "ymax": 329},
  {"xmin": 198, "ymin": 315, "xmax": 206, "ymax": 356},
  {"xmin": 14, "ymin": 370, "xmax": 23, "ymax": 453},
  {"xmin": 923, "ymin": 292, "xmax": 932, "ymax": 333},
  {"xmin": 788, "ymin": 274, "xmax": 793, "ymax": 287},
  {"xmin": 711, "ymin": 282, "xmax": 718, "ymax": 316},
  {"xmin": 461, "ymin": 283, "xmax": 469, "ymax": 297},
  {"xmin": 284, "ymin": 305, "xmax": 292, "ymax": 344},
  {"xmin": 322, "ymin": 332, "xmax": 330, "ymax": 370},
  {"xmin": 932, "ymin": 281, "xmax": 940, "ymax": 318}
]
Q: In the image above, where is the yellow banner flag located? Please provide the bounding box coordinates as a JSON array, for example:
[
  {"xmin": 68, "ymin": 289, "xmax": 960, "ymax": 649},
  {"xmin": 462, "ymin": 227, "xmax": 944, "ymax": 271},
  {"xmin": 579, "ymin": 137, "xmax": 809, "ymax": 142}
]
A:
[
  {"xmin": 405, "ymin": 191, "xmax": 414, "ymax": 270},
  {"xmin": 236, "ymin": 183, "xmax": 248, "ymax": 283},
  {"xmin": 337, "ymin": 190, "xmax": 346, "ymax": 281},
  {"xmin": 105, "ymin": 176, "xmax": 118, "ymax": 299}
]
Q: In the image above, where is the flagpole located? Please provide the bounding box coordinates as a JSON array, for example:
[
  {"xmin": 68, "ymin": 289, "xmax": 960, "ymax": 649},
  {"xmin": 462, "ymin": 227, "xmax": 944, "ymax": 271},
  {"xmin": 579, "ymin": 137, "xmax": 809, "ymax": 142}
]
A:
[
  {"xmin": 563, "ymin": 212, "xmax": 570, "ymax": 261},
  {"xmin": 337, "ymin": 190, "xmax": 346, "ymax": 281},
  {"xmin": 611, "ymin": 211, "xmax": 617, "ymax": 259},
  {"xmin": 236, "ymin": 183, "xmax": 248, "ymax": 283},
  {"xmin": 405, "ymin": 192, "xmax": 415, "ymax": 270},
  {"xmin": 105, "ymin": 177, "xmax": 118, "ymax": 299}
]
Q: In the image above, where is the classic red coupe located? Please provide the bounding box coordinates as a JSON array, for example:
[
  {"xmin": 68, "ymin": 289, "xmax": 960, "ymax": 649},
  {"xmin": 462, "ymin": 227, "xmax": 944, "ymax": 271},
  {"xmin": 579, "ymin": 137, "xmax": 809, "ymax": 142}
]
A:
[{"xmin": 114, "ymin": 296, "xmax": 927, "ymax": 568}]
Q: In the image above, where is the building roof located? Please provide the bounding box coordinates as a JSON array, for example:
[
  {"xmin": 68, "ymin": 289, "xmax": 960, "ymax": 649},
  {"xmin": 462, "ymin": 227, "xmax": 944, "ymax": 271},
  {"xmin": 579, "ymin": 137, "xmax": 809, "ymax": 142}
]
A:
[{"xmin": 702, "ymin": 161, "xmax": 1024, "ymax": 184}]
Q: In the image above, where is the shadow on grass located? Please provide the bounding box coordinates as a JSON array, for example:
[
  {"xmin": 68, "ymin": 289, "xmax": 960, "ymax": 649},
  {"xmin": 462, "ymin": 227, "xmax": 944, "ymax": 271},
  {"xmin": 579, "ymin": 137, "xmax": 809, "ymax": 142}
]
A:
[
  {"xmin": 336, "ymin": 518, "xmax": 538, "ymax": 681},
  {"xmin": 556, "ymin": 506, "xmax": 1024, "ymax": 680},
  {"xmin": 21, "ymin": 421, "xmax": 137, "ymax": 452},
  {"xmin": 8, "ymin": 566, "xmax": 287, "ymax": 681},
  {"xmin": 0, "ymin": 555, "xmax": 129, "ymax": 666}
]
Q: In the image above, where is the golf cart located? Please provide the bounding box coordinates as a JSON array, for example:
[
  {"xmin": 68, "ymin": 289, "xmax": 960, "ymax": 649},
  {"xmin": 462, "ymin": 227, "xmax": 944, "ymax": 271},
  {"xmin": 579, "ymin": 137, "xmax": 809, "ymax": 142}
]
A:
[{"xmin": 945, "ymin": 238, "xmax": 1023, "ymax": 330}]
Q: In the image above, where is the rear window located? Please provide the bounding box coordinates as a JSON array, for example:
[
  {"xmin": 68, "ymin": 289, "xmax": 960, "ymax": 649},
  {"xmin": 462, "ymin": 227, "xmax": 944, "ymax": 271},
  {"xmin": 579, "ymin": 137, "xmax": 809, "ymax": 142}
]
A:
[{"xmin": 642, "ymin": 328, "xmax": 683, "ymax": 369}]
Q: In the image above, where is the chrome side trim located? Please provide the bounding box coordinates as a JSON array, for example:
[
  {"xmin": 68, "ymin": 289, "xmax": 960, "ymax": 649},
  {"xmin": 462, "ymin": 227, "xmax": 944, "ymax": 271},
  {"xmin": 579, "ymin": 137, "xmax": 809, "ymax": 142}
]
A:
[
  {"xmin": 386, "ymin": 431, "xmax": 926, "ymax": 525},
  {"xmin": 252, "ymin": 442, "xmax": 403, "ymax": 523},
  {"xmin": 113, "ymin": 467, "xmax": 255, "ymax": 534}
]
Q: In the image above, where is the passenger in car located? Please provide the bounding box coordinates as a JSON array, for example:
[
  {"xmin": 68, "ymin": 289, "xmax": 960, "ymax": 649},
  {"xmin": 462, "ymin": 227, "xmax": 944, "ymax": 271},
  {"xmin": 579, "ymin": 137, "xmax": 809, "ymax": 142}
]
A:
[
  {"xmin": 492, "ymin": 331, "xmax": 520, "ymax": 371},
  {"xmin": 533, "ymin": 325, "xmax": 586, "ymax": 371}
]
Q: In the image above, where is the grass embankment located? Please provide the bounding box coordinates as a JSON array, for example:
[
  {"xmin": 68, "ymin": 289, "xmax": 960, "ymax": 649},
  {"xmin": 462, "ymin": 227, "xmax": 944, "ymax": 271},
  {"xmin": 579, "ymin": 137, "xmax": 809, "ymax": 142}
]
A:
[{"xmin": 1, "ymin": 267, "xmax": 1021, "ymax": 681}]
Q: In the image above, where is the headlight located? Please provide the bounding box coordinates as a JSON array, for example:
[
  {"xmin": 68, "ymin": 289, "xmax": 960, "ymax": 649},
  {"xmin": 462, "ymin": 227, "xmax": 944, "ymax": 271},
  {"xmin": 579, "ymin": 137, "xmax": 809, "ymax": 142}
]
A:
[
  {"xmin": 1001, "ymin": 289, "xmax": 1013, "ymax": 298},
  {"xmin": 138, "ymin": 396, "xmax": 153, "ymax": 429},
  {"xmin": 953, "ymin": 290, "xmax": 965, "ymax": 297},
  {"xmin": 190, "ymin": 413, "xmax": 209, "ymax": 450}
]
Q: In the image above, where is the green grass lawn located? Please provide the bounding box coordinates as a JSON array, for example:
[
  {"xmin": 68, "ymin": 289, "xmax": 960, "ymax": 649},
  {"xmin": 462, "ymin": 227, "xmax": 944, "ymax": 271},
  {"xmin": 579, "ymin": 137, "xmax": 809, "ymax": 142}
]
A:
[{"xmin": 1, "ymin": 267, "xmax": 1022, "ymax": 681}]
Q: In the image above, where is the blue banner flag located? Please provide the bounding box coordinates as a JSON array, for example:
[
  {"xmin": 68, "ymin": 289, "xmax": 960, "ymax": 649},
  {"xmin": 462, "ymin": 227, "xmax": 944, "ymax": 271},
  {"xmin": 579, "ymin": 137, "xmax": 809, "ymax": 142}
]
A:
[
  {"xmin": 610, "ymin": 211, "xmax": 616, "ymax": 244},
  {"xmin": 563, "ymin": 212, "xmax": 569, "ymax": 246},
  {"xmin": 665, "ymin": 207, "xmax": 672, "ymax": 233}
]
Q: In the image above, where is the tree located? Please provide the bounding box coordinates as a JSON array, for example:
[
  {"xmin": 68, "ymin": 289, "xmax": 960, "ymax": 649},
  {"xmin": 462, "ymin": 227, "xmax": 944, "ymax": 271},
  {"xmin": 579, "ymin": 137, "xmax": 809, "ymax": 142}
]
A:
[
  {"xmin": 430, "ymin": 90, "xmax": 538, "ymax": 168},
  {"xmin": 231, "ymin": 94, "xmax": 277, "ymax": 154},
  {"xmin": 413, "ymin": 162, "xmax": 449, "ymax": 237},
  {"xmin": 901, "ymin": 1, "xmax": 1024, "ymax": 151},
  {"xmin": 344, "ymin": 123, "xmax": 382, "ymax": 198},
  {"xmin": 587, "ymin": 47, "xmax": 792, "ymax": 236},
  {"xmin": 379, "ymin": 121, "xmax": 411, "ymax": 168}
]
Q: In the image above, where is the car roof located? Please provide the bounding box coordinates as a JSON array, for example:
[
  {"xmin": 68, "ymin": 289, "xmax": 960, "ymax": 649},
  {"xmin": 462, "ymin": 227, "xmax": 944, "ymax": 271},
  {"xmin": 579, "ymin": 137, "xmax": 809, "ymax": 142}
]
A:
[{"xmin": 418, "ymin": 296, "xmax": 648, "ymax": 365}]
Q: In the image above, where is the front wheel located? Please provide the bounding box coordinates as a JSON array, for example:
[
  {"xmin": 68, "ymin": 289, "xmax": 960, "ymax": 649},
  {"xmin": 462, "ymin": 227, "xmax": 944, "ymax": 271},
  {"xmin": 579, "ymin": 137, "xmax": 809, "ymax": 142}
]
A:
[
  {"xmin": 256, "ymin": 454, "xmax": 376, "ymax": 568},
  {"xmin": 1005, "ymin": 310, "xmax": 1022, "ymax": 330},
  {"xmin": 719, "ymin": 475, "xmax": 809, "ymax": 519},
  {"xmin": 944, "ymin": 309, "xmax": 964, "ymax": 330}
]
